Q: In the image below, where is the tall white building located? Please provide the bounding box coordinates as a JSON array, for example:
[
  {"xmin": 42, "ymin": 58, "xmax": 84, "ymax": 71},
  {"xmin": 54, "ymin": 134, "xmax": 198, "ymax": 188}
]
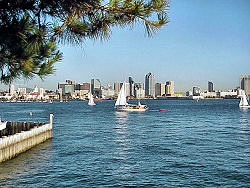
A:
[
  {"xmin": 135, "ymin": 88, "xmax": 145, "ymax": 99},
  {"xmin": 165, "ymin": 81, "xmax": 174, "ymax": 96},
  {"xmin": 155, "ymin": 83, "xmax": 165, "ymax": 97},
  {"xmin": 145, "ymin": 72, "xmax": 155, "ymax": 97},
  {"xmin": 9, "ymin": 84, "xmax": 15, "ymax": 96},
  {"xmin": 114, "ymin": 82, "xmax": 121, "ymax": 95},
  {"xmin": 91, "ymin": 79, "xmax": 101, "ymax": 97},
  {"xmin": 39, "ymin": 88, "xmax": 45, "ymax": 98},
  {"xmin": 17, "ymin": 88, "xmax": 27, "ymax": 95},
  {"xmin": 125, "ymin": 82, "xmax": 130, "ymax": 97}
]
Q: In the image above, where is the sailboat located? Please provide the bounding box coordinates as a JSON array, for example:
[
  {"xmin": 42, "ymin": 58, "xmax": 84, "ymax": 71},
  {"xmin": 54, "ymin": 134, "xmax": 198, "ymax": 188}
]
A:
[
  {"xmin": 88, "ymin": 92, "xmax": 96, "ymax": 106},
  {"xmin": 115, "ymin": 82, "xmax": 148, "ymax": 112},
  {"xmin": 239, "ymin": 90, "xmax": 250, "ymax": 108}
]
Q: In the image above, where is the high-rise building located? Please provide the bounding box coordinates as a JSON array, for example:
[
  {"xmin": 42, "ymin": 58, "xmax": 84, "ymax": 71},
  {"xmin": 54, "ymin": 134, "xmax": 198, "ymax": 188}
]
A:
[
  {"xmin": 66, "ymin": 80, "xmax": 76, "ymax": 85},
  {"xmin": 155, "ymin": 83, "xmax": 165, "ymax": 97},
  {"xmin": 58, "ymin": 82, "xmax": 75, "ymax": 96},
  {"xmin": 17, "ymin": 88, "xmax": 27, "ymax": 95},
  {"xmin": 129, "ymin": 76, "xmax": 135, "ymax": 96},
  {"xmin": 193, "ymin": 86, "xmax": 201, "ymax": 96},
  {"xmin": 208, "ymin": 81, "xmax": 214, "ymax": 92},
  {"xmin": 240, "ymin": 75, "xmax": 250, "ymax": 97},
  {"xmin": 39, "ymin": 88, "xmax": 45, "ymax": 98},
  {"xmin": 165, "ymin": 81, "xmax": 174, "ymax": 96},
  {"xmin": 91, "ymin": 79, "xmax": 101, "ymax": 97},
  {"xmin": 63, "ymin": 85, "xmax": 75, "ymax": 96},
  {"xmin": 145, "ymin": 72, "xmax": 155, "ymax": 97},
  {"xmin": 114, "ymin": 82, "xmax": 121, "ymax": 95},
  {"xmin": 9, "ymin": 84, "xmax": 15, "ymax": 96},
  {"xmin": 135, "ymin": 88, "xmax": 145, "ymax": 99},
  {"xmin": 125, "ymin": 82, "xmax": 130, "ymax": 97},
  {"xmin": 75, "ymin": 83, "xmax": 90, "ymax": 91}
]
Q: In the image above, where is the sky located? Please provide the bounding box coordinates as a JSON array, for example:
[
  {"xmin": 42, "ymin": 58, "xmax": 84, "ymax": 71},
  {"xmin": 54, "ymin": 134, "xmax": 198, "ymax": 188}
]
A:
[{"xmin": 1, "ymin": 0, "xmax": 250, "ymax": 92}]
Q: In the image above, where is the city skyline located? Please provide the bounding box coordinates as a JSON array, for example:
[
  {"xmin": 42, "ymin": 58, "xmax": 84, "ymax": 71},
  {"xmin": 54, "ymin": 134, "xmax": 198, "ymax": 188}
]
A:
[
  {"xmin": 2, "ymin": 74, "xmax": 247, "ymax": 101},
  {"xmin": 4, "ymin": 74, "xmax": 247, "ymax": 94},
  {"xmin": 0, "ymin": 74, "xmax": 249, "ymax": 94},
  {"xmin": 0, "ymin": 0, "xmax": 249, "ymax": 92}
]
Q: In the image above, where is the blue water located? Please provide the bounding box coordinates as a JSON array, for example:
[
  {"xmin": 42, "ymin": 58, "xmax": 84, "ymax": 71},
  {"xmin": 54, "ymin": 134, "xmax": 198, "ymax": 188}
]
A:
[{"xmin": 0, "ymin": 100, "xmax": 249, "ymax": 187}]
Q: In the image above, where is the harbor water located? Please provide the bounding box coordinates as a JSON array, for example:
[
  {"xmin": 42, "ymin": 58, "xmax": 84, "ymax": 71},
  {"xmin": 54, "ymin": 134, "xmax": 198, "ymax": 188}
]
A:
[{"xmin": 0, "ymin": 100, "xmax": 249, "ymax": 187}]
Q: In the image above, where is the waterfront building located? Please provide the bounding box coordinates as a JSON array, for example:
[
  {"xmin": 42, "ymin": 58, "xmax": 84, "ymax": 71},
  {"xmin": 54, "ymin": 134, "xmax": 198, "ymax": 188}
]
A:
[
  {"xmin": 135, "ymin": 87, "xmax": 145, "ymax": 99},
  {"xmin": 17, "ymin": 88, "xmax": 27, "ymax": 95},
  {"xmin": 134, "ymin": 83, "xmax": 144, "ymax": 90},
  {"xmin": 165, "ymin": 81, "xmax": 174, "ymax": 96},
  {"xmin": 208, "ymin": 81, "xmax": 214, "ymax": 92},
  {"xmin": 75, "ymin": 83, "xmax": 90, "ymax": 91},
  {"xmin": 240, "ymin": 75, "xmax": 250, "ymax": 97},
  {"xmin": 58, "ymin": 82, "xmax": 75, "ymax": 96},
  {"xmin": 63, "ymin": 85, "xmax": 75, "ymax": 96},
  {"xmin": 219, "ymin": 89, "xmax": 238, "ymax": 98},
  {"xmin": 91, "ymin": 79, "xmax": 101, "ymax": 97},
  {"xmin": 129, "ymin": 76, "xmax": 135, "ymax": 96},
  {"xmin": 155, "ymin": 83, "xmax": 165, "ymax": 97},
  {"xmin": 125, "ymin": 82, "xmax": 130, "ymax": 97},
  {"xmin": 202, "ymin": 91, "xmax": 218, "ymax": 98},
  {"xmin": 114, "ymin": 82, "xmax": 121, "ymax": 95},
  {"xmin": 66, "ymin": 80, "xmax": 76, "ymax": 85},
  {"xmin": 145, "ymin": 73, "xmax": 155, "ymax": 97},
  {"xmin": 58, "ymin": 88, "xmax": 63, "ymax": 100},
  {"xmin": 9, "ymin": 84, "xmax": 15, "ymax": 96},
  {"xmin": 101, "ymin": 85, "xmax": 115, "ymax": 98},
  {"xmin": 193, "ymin": 86, "xmax": 201, "ymax": 96}
]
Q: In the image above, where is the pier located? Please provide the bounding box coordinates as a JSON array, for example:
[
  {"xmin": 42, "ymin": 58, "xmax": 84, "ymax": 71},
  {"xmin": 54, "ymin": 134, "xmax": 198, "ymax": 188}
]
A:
[{"xmin": 0, "ymin": 114, "xmax": 53, "ymax": 163}]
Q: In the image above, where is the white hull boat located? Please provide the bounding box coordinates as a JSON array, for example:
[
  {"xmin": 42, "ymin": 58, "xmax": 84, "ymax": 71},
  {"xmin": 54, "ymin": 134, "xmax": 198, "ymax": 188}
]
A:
[
  {"xmin": 115, "ymin": 81, "xmax": 148, "ymax": 112},
  {"xmin": 116, "ymin": 104, "xmax": 148, "ymax": 112}
]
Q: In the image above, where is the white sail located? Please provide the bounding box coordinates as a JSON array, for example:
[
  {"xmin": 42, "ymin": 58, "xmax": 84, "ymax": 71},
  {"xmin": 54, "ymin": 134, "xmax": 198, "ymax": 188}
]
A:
[
  {"xmin": 88, "ymin": 93, "xmax": 96, "ymax": 106},
  {"xmin": 239, "ymin": 97, "xmax": 243, "ymax": 106},
  {"xmin": 242, "ymin": 93, "xmax": 249, "ymax": 106},
  {"xmin": 239, "ymin": 91, "xmax": 249, "ymax": 107},
  {"xmin": 115, "ymin": 82, "xmax": 127, "ymax": 106}
]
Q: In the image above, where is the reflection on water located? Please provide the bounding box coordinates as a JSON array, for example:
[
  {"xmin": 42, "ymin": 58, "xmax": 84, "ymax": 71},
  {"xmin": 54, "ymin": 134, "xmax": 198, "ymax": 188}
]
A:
[
  {"xmin": 239, "ymin": 107, "xmax": 249, "ymax": 126},
  {"xmin": 115, "ymin": 111, "xmax": 129, "ymax": 127},
  {"xmin": 240, "ymin": 107, "xmax": 249, "ymax": 113},
  {"xmin": 113, "ymin": 111, "xmax": 133, "ymax": 175},
  {"xmin": 0, "ymin": 140, "xmax": 52, "ymax": 181}
]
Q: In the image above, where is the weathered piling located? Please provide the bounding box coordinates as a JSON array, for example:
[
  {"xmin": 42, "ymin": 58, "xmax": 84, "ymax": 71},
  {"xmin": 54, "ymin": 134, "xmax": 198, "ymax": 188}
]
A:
[{"xmin": 0, "ymin": 114, "xmax": 53, "ymax": 163}]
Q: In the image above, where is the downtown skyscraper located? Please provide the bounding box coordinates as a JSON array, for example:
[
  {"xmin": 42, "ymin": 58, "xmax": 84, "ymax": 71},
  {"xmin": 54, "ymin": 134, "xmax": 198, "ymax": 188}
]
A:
[
  {"xmin": 240, "ymin": 75, "xmax": 250, "ymax": 97},
  {"xmin": 91, "ymin": 79, "xmax": 101, "ymax": 97},
  {"xmin": 208, "ymin": 81, "xmax": 214, "ymax": 92},
  {"xmin": 145, "ymin": 72, "xmax": 155, "ymax": 97}
]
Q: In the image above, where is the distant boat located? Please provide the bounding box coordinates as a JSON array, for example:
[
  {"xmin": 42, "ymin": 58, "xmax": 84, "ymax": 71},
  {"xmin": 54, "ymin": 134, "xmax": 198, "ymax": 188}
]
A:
[
  {"xmin": 239, "ymin": 90, "xmax": 250, "ymax": 108},
  {"xmin": 88, "ymin": 93, "xmax": 96, "ymax": 106},
  {"xmin": 115, "ymin": 81, "xmax": 148, "ymax": 112}
]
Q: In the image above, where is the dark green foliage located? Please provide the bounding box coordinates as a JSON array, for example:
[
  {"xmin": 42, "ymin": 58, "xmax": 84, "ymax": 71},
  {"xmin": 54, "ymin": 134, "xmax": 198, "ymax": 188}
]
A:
[{"xmin": 0, "ymin": 0, "xmax": 169, "ymax": 83}]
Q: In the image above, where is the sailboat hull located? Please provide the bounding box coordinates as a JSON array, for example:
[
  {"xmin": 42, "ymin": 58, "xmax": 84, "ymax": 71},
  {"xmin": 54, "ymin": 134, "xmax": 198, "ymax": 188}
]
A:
[
  {"xmin": 116, "ymin": 105, "xmax": 148, "ymax": 112},
  {"xmin": 239, "ymin": 105, "xmax": 250, "ymax": 108}
]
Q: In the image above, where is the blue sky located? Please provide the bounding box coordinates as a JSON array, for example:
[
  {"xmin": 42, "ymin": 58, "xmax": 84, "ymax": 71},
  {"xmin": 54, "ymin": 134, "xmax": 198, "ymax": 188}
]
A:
[{"xmin": 2, "ymin": 0, "xmax": 250, "ymax": 92}]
